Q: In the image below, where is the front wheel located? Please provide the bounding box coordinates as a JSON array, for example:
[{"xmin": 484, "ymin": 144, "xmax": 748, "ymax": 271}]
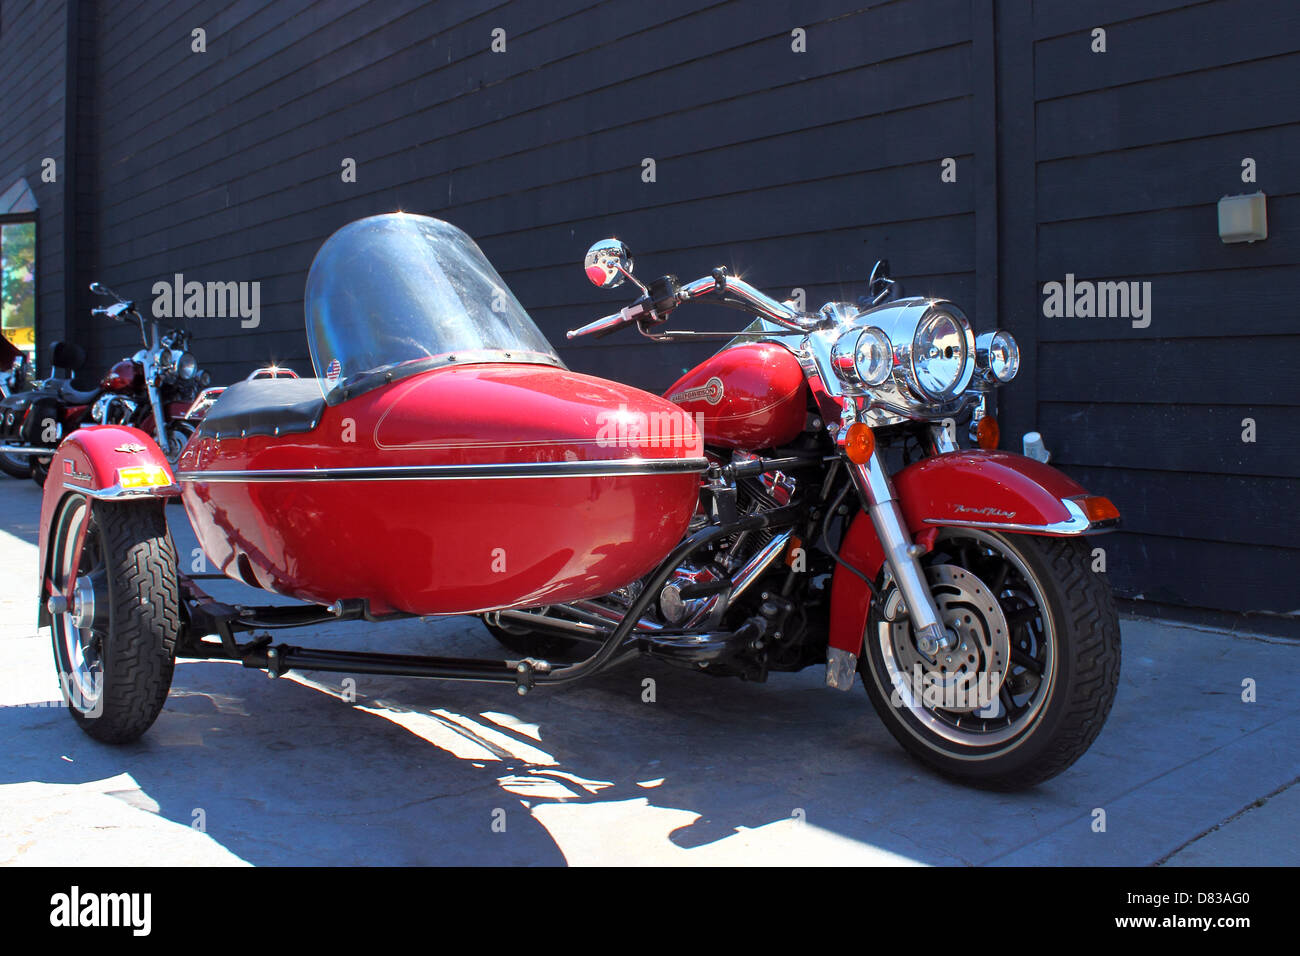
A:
[
  {"xmin": 0, "ymin": 450, "xmax": 30, "ymax": 479},
  {"xmin": 47, "ymin": 495, "xmax": 180, "ymax": 743},
  {"xmin": 860, "ymin": 529, "xmax": 1120, "ymax": 789}
]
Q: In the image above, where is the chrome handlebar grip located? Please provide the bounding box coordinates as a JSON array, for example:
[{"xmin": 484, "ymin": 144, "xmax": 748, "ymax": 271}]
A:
[{"xmin": 566, "ymin": 301, "xmax": 646, "ymax": 339}]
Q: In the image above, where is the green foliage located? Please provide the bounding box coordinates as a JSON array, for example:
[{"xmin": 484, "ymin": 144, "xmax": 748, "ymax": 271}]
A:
[{"xmin": 1, "ymin": 222, "xmax": 36, "ymax": 350}]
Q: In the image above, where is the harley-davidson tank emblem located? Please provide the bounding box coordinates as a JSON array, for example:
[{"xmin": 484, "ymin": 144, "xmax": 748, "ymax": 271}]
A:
[
  {"xmin": 954, "ymin": 504, "xmax": 1017, "ymax": 518},
  {"xmin": 668, "ymin": 376, "xmax": 724, "ymax": 406}
]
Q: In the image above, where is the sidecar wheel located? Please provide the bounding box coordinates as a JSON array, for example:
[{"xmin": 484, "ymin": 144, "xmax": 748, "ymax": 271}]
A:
[
  {"xmin": 859, "ymin": 530, "xmax": 1120, "ymax": 790},
  {"xmin": 47, "ymin": 495, "xmax": 180, "ymax": 744}
]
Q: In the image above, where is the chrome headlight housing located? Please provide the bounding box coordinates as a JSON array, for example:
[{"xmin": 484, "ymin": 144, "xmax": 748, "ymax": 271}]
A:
[
  {"xmin": 976, "ymin": 330, "xmax": 1019, "ymax": 383},
  {"xmin": 808, "ymin": 297, "xmax": 978, "ymax": 415},
  {"xmin": 829, "ymin": 326, "xmax": 892, "ymax": 389},
  {"xmin": 177, "ymin": 352, "xmax": 198, "ymax": 380},
  {"xmin": 907, "ymin": 307, "xmax": 975, "ymax": 401}
]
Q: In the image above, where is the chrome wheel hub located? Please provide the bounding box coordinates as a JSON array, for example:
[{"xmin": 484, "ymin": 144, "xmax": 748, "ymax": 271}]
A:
[
  {"xmin": 886, "ymin": 564, "xmax": 1010, "ymax": 713},
  {"xmin": 70, "ymin": 575, "xmax": 97, "ymax": 630}
]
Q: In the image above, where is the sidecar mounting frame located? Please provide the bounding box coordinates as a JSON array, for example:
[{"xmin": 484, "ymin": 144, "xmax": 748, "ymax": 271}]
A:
[{"xmin": 173, "ymin": 505, "xmax": 804, "ymax": 692}]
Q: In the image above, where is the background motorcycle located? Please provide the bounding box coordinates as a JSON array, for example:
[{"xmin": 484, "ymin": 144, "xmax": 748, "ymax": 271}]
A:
[
  {"xmin": 0, "ymin": 335, "xmax": 32, "ymax": 478},
  {"xmin": 0, "ymin": 282, "xmax": 211, "ymax": 487},
  {"xmin": 482, "ymin": 239, "xmax": 1123, "ymax": 789}
]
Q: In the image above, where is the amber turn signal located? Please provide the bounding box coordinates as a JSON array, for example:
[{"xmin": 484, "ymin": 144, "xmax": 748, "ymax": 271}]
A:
[
  {"xmin": 844, "ymin": 422, "xmax": 876, "ymax": 464},
  {"xmin": 975, "ymin": 415, "xmax": 1000, "ymax": 450},
  {"xmin": 1077, "ymin": 496, "xmax": 1121, "ymax": 524}
]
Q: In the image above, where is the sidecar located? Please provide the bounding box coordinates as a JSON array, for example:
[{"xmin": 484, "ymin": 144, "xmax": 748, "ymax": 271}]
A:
[{"xmin": 174, "ymin": 214, "xmax": 705, "ymax": 615}]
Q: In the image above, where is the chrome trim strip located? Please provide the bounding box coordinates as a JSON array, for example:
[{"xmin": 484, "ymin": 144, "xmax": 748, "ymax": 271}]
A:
[
  {"xmin": 176, "ymin": 457, "xmax": 710, "ymax": 483},
  {"xmin": 922, "ymin": 497, "xmax": 1114, "ymax": 535}
]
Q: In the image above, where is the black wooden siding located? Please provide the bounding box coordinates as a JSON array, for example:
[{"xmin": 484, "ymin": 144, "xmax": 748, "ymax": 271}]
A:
[
  {"xmin": 0, "ymin": 0, "xmax": 66, "ymax": 341},
  {"xmin": 7, "ymin": 0, "xmax": 1298, "ymax": 618},
  {"xmin": 1025, "ymin": 0, "xmax": 1300, "ymax": 614}
]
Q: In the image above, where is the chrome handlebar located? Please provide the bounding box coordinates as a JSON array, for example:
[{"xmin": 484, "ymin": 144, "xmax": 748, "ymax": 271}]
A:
[{"xmin": 567, "ymin": 272, "xmax": 817, "ymax": 340}]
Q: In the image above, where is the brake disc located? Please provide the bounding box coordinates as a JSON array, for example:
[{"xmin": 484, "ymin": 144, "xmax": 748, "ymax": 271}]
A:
[{"xmin": 885, "ymin": 564, "xmax": 1010, "ymax": 713}]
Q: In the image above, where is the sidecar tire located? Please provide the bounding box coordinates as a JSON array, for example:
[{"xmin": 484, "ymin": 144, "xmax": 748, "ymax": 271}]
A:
[
  {"xmin": 859, "ymin": 532, "xmax": 1120, "ymax": 790},
  {"xmin": 48, "ymin": 496, "xmax": 180, "ymax": 744},
  {"xmin": 483, "ymin": 619, "xmax": 583, "ymax": 661}
]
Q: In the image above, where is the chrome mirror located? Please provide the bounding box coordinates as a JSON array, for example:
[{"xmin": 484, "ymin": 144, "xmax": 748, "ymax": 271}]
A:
[
  {"xmin": 868, "ymin": 259, "xmax": 900, "ymax": 306},
  {"xmin": 584, "ymin": 238, "xmax": 635, "ymax": 290}
]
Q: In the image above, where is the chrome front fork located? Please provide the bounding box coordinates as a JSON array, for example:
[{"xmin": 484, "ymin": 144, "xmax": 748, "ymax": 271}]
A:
[
  {"xmin": 146, "ymin": 372, "xmax": 169, "ymax": 454},
  {"xmin": 846, "ymin": 450, "xmax": 951, "ymax": 657}
]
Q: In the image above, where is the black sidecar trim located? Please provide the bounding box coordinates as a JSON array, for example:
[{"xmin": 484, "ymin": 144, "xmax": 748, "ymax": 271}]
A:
[{"xmin": 197, "ymin": 376, "xmax": 327, "ymax": 439}]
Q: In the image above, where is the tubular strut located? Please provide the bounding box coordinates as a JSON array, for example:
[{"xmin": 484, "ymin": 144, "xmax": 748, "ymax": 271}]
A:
[{"xmin": 179, "ymin": 506, "xmax": 804, "ymax": 690}]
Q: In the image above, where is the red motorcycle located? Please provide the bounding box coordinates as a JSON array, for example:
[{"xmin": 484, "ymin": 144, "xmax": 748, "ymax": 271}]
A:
[
  {"xmin": 35, "ymin": 213, "xmax": 1120, "ymax": 789},
  {"xmin": 0, "ymin": 283, "xmax": 210, "ymax": 486}
]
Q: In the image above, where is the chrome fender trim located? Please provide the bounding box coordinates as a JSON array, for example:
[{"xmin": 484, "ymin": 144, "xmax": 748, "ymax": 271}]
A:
[{"xmin": 922, "ymin": 497, "xmax": 1118, "ymax": 535}]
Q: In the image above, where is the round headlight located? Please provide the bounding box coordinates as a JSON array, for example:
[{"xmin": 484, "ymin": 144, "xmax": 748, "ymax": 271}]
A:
[
  {"xmin": 977, "ymin": 330, "xmax": 1020, "ymax": 383},
  {"xmin": 830, "ymin": 326, "xmax": 893, "ymax": 389},
  {"xmin": 178, "ymin": 352, "xmax": 198, "ymax": 380},
  {"xmin": 911, "ymin": 309, "xmax": 972, "ymax": 400}
]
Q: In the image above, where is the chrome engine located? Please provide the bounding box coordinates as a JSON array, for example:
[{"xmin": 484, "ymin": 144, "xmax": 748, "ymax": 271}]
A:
[
  {"xmin": 655, "ymin": 458, "xmax": 796, "ymax": 626},
  {"xmin": 91, "ymin": 394, "xmax": 138, "ymax": 426}
]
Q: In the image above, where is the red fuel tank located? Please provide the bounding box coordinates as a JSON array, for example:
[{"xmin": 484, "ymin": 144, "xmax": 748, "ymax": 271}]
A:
[
  {"xmin": 102, "ymin": 359, "xmax": 143, "ymax": 392},
  {"xmin": 663, "ymin": 342, "xmax": 809, "ymax": 450}
]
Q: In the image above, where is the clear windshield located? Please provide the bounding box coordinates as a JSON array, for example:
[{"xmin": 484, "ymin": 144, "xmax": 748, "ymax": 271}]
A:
[{"xmin": 305, "ymin": 213, "xmax": 560, "ymax": 399}]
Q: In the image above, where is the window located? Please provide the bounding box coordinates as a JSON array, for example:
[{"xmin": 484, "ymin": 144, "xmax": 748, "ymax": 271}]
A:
[{"xmin": 1, "ymin": 220, "xmax": 36, "ymax": 367}]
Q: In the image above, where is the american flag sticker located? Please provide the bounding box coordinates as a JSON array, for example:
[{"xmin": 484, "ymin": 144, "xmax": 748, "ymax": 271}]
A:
[{"xmin": 325, "ymin": 358, "xmax": 341, "ymax": 387}]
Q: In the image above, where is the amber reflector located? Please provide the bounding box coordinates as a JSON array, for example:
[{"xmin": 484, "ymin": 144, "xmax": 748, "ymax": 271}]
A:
[
  {"xmin": 1078, "ymin": 496, "xmax": 1121, "ymax": 523},
  {"xmin": 975, "ymin": 415, "xmax": 1000, "ymax": 450},
  {"xmin": 784, "ymin": 535, "xmax": 803, "ymax": 567},
  {"xmin": 844, "ymin": 422, "xmax": 876, "ymax": 464}
]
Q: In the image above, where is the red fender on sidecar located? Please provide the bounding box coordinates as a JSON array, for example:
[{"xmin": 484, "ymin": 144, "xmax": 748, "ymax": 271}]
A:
[
  {"xmin": 36, "ymin": 424, "xmax": 179, "ymax": 628},
  {"xmin": 827, "ymin": 450, "xmax": 1120, "ymax": 657}
]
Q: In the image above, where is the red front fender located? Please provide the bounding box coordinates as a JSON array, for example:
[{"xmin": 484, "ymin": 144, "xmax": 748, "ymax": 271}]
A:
[
  {"xmin": 827, "ymin": 451, "xmax": 1118, "ymax": 656},
  {"xmin": 37, "ymin": 425, "xmax": 179, "ymax": 627}
]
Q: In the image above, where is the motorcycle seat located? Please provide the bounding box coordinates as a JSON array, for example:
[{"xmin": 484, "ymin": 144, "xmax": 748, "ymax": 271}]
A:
[
  {"xmin": 198, "ymin": 377, "xmax": 327, "ymax": 439},
  {"xmin": 56, "ymin": 381, "xmax": 103, "ymax": 405}
]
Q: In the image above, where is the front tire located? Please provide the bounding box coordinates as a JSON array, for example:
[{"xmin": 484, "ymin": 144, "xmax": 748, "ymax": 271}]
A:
[
  {"xmin": 48, "ymin": 495, "xmax": 180, "ymax": 743},
  {"xmin": 0, "ymin": 450, "xmax": 30, "ymax": 479},
  {"xmin": 860, "ymin": 530, "xmax": 1120, "ymax": 789}
]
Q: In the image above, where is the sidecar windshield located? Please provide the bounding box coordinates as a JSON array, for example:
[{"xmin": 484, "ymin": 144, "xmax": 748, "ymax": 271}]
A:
[{"xmin": 305, "ymin": 213, "xmax": 561, "ymax": 400}]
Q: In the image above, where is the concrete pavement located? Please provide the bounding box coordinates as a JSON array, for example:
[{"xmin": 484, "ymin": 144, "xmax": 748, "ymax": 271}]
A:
[{"xmin": 0, "ymin": 476, "xmax": 1296, "ymax": 866}]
